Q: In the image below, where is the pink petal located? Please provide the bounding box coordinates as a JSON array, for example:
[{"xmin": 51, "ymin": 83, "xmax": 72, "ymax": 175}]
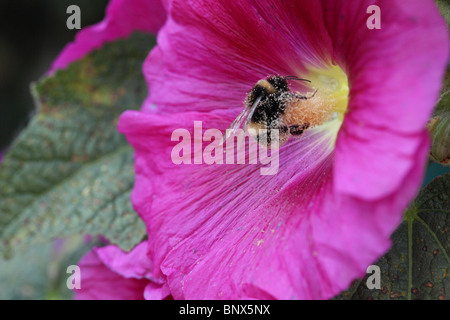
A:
[
  {"xmin": 144, "ymin": 0, "xmax": 330, "ymax": 112},
  {"xmin": 144, "ymin": 0, "xmax": 448, "ymax": 201},
  {"xmin": 310, "ymin": 133, "xmax": 430, "ymax": 294},
  {"xmin": 144, "ymin": 282, "xmax": 172, "ymax": 300},
  {"xmin": 75, "ymin": 247, "xmax": 148, "ymax": 300},
  {"xmin": 324, "ymin": 0, "xmax": 449, "ymax": 199},
  {"xmin": 49, "ymin": 0, "xmax": 166, "ymax": 74},
  {"xmin": 75, "ymin": 242, "xmax": 170, "ymax": 300},
  {"xmin": 119, "ymin": 109, "xmax": 428, "ymax": 299},
  {"xmin": 95, "ymin": 242, "xmax": 153, "ymax": 280},
  {"xmin": 335, "ymin": 125, "xmax": 429, "ymax": 200}
]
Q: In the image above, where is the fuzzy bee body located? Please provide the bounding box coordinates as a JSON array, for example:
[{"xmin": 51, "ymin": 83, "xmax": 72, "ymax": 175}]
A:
[{"xmin": 226, "ymin": 75, "xmax": 316, "ymax": 148}]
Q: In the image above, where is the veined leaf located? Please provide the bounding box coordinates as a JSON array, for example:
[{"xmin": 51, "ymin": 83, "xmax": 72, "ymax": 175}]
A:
[{"xmin": 0, "ymin": 33, "xmax": 154, "ymax": 256}]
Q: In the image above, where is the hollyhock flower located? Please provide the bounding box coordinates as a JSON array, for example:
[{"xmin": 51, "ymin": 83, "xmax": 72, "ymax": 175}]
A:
[
  {"xmin": 118, "ymin": 0, "xmax": 449, "ymax": 300},
  {"xmin": 75, "ymin": 242, "xmax": 170, "ymax": 300},
  {"xmin": 49, "ymin": 0, "xmax": 166, "ymax": 74}
]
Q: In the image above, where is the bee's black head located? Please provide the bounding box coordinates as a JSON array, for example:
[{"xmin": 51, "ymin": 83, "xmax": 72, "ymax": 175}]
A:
[{"xmin": 267, "ymin": 76, "xmax": 289, "ymax": 93}]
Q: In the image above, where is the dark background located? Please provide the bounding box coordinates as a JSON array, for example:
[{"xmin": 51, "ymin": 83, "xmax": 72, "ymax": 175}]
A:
[{"xmin": 0, "ymin": 0, "xmax": 108, "ymax": 150}]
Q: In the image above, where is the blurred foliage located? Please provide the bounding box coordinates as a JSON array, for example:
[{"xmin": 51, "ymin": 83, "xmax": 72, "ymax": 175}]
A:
[
  {"xmin": 0, "ymin": 236, "xmax": 94, "ymax": 300},
  {"xmin": 0, "ymin": 33, "xmax": 154, "ymax": 258},
  {"xmin": 0, "ymin": 0, "xmax": 108, "ymax": 150},
  {"xmin": 436, "ymin": 0, "xmax": 450, "ymax": 25},
  {"xmin": 428, "ymin": 91, "xmax": 450, "ymax": 166}
]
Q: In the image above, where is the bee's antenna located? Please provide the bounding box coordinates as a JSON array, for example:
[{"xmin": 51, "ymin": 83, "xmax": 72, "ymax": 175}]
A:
[{"xmin": 285, "ymin": 76, "xmax": 311, "ymax": 83}]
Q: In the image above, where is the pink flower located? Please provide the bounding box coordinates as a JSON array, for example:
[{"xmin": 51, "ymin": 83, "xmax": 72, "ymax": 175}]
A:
[
  {"xmin": 118, "ymin": 0, "xmax": 449, "ymax": 300},
  {"xmin": 49, "ymin": 0, "xmax": 166, "ymax": 74},
  {"xmin": 75, "ymin": 242, "xmax": 170, "ymax": 300}
]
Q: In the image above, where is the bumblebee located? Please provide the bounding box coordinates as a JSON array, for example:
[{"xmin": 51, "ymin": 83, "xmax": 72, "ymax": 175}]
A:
[{"xmin": 225, "ymin": 75, "xmax": 318, "ymax": 148}]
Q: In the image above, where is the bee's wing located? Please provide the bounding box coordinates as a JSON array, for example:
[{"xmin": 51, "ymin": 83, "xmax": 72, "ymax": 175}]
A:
[
  {"xmin": 222, "ymin": 95, "xmax": 262, "ymax": 143},
  {"xmin": 243, "ymin": 95, "xmax": 262, "ymax": 132}
]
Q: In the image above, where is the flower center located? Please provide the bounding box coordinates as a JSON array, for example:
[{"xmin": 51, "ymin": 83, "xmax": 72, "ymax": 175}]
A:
[
  {"xmin": 306, "ymin": 64, "xmax": 349, "ymax": 117},
  {"xmin": 292, "ymin": 64, "xmax": 349, "ymax": 148}
]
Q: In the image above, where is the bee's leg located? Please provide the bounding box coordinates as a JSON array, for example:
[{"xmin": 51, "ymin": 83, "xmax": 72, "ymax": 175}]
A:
[
  {"xmin": 278, "ymin": 125, "xmax": 289, "ymax": 134},
  {"xmin": 291, "ymin": 93, "xmax": 308, "ymax": 100},
  {"xmin": 289, "ymin": 123, "xmax": 310, "ymax": 136},
  {"xmin": 293, "ymin": 88, "xmax": 318, "ymax": 100}
]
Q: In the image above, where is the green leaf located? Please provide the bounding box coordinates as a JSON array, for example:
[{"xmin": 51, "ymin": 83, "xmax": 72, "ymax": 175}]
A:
[
  {"xmin": 335, "ymin": 173, "xmax": 450, "ymax": 300},
  {"xmin": 0, "ymin": 237, "xmax": 93, "ymax": 300},
  {"xmin": 0, "ymin": 242, "xmax": 52, "ymax": 299},
  {"xmin": 436, "ymin": 0, "xmax": 450, "ymax": 26},
  {"xmin": 0, "ymin": 33, "xmax": 154, "ymax": 256},
  {"xmin": 47, "ymin": 237, "xmax": 100, "ymax": 300}
]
